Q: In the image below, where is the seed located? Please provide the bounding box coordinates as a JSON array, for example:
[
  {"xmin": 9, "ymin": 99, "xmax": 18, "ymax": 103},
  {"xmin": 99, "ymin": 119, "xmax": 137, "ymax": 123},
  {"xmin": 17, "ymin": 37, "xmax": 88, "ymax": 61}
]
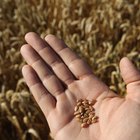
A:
[
  {"xmin": 81, "ymin": 123, "xmax": 89, "ymax": 128},
  {"xmin": 89, "ymin": 99, "xmax": 96, "ymax": 105},
  {"xmin": 80, "ymin": 105, "xmax": 85, "ymax": 108},
  {"xmin": 80, "ymin": 112, "xmax": 84, "ymax": 115},
  {"xmin": 83, "ymin": 117, "xmax": 88, "ymax": 123},
  {"xmin": 84, "ymin": 104, "xmax": 89, "ymax": 108},
  {"xmin": 87, "ymin": 119, "xmax": 92, "ymax": 125},
  {"xmin": 82, "ymin": 99, "xmax": 88, "ymax": 104},
  {"xmin": 92, "ymin": 116, "xmax": 98, "ymax": 123},
  {"xmin": 74, "ymin": 111, "xmax": 80, "ymax": 116},
  {"xmin": 85, "ymin": 107, "xmax": 89, "ymax": 110},
  {"xmin": 85, "ymin": 109, "xmax": 91, "ymax": 114},
  {"xmin": 79, "ymin": 118, "xmax": 83, "ymax": 122},
  {"xmin": 84, "ymin": 113, "xmax": 89, "ymax": 117},
  {"xmin": 76, "ymin": 114, "xmax": 81, "ymax": 118},
  {"xmin": 88, "ymin": 101, "xmax": 93, "ymax": 105},
  {"xmin": 79, "ymin": 106, "xmax": 84, "ymax": 113},
  {"xmin": 89, "ymin": 113, "xmax": 95, "ymax": 119},
  {"xmin": 92, "ymin": 99, "xmax": 96, "ymax": 104},
  {"xmin": 74, "ymin": 106, "xmax": 79, "ymax": 112},
  {"xmin": 89, "ymin": 106, "xmax": 94, "ymax": 111},
  {"xmin": 92, "ymin": 119, "xmax": 97, "ymax": 123},
  {"xmin": 77, "ymin": 99, "xmax": 83, "ymax": 103},
  {"xmin": 89, "ymin": 112, "xmax": 95, "ymax": 115},
  {"xmin": 77, "ymin": 102, "xmax": 82, "ymax": 106}
]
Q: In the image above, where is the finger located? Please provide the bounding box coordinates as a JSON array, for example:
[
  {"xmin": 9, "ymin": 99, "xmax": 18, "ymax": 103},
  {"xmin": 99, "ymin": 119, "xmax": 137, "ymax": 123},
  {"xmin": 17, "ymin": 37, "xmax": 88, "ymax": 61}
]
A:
[
  {"xmin": 45, "ymin": 34, "xmax": 93, "ymax": 80},
  {"xmin": 20, "ymin": 44, "xmax": 64, "ymax": 97},
  {"xmin": 22, "ymin": 65, "xmax": 56, "ymax": 117},
  {"xmin": 120, "ymin": 57, "xmax": 140, "ymax": 102},
  {"xmin": 25, "ymin": 32, "xmax": 75, "ymax": 85},
  {"xmin": 120, "ymin": 57, "xmax": 140, "ymax": 84}
]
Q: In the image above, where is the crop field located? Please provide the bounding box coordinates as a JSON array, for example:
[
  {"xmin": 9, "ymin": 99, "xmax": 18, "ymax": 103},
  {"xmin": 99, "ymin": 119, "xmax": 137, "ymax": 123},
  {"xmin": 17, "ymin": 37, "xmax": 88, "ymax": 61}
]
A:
[{"xmin": 0, "ymin": 0, "xmax": 140, "ymax": 140}]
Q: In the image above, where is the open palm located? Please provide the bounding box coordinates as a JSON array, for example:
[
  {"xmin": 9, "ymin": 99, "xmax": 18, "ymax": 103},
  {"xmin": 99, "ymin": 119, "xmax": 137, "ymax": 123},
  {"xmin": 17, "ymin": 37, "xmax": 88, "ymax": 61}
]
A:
[{"xmin": 21, "ymin": 32, "xmax": 140, "ymax": 140}]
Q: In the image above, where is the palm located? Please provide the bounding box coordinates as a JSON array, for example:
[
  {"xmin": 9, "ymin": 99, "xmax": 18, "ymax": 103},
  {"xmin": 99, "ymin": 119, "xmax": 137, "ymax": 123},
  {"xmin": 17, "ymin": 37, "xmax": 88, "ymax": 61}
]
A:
[{"xmin": 21, "ymin": 32, "xmax": 140, "ymax": 140}]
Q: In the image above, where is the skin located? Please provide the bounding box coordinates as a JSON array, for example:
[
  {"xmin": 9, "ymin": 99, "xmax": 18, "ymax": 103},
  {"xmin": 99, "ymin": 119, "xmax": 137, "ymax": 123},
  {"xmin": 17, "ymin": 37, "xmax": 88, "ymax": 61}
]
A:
[{"xmin": 21, "ymin": 32, "xmax": 140, "ymax": 140}]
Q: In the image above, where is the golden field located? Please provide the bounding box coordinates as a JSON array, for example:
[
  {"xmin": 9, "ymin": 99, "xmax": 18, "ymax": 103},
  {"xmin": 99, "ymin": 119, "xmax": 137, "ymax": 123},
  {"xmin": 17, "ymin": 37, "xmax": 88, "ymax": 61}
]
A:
[{"xmin": 0, "ymin": 0, "xmax": 140, "ymax": 139}]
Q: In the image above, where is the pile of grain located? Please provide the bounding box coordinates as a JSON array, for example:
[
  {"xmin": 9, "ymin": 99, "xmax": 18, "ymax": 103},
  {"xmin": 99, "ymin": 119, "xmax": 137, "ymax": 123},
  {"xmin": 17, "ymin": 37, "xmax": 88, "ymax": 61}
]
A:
[{"xmin": 74, "ymin": 99, "xmax": 98, "ymax": 128}]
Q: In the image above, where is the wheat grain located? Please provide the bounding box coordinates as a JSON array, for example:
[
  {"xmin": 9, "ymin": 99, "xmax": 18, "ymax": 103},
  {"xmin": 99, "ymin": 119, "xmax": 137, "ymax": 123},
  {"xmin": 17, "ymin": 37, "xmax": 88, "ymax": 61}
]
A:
[{"xmin": 74, "ymin": 99, "xmax": 98, "ymax": 128}]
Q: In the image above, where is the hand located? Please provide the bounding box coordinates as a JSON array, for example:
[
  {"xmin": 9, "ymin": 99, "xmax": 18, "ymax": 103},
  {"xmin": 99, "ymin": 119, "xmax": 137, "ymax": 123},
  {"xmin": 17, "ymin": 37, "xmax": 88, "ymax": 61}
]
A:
[{"xmin": 21, "ymin": 32, "xmax": 140, "ymax": 140}]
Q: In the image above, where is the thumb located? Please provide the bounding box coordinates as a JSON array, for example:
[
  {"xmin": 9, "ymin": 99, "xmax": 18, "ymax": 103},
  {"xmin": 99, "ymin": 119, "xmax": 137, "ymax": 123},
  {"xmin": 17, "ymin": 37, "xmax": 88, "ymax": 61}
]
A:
[{"xmin": 119, "ymin": 57, "xmax": 140, "ymax": 102}]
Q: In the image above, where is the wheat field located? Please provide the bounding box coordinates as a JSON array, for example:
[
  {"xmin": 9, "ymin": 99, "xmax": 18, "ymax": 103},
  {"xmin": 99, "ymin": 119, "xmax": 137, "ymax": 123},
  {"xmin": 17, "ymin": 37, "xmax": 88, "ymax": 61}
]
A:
[{"xmin": 0, "ymin": 0, "xmax": 140, "ymax": 140}]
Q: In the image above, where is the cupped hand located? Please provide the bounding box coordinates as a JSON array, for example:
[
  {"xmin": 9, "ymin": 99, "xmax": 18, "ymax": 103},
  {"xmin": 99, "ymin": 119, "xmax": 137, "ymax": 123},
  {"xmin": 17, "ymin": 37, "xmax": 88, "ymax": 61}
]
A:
[{"xmin": 21, "ymin": 32, "xmax": 140, "ymax": 140}]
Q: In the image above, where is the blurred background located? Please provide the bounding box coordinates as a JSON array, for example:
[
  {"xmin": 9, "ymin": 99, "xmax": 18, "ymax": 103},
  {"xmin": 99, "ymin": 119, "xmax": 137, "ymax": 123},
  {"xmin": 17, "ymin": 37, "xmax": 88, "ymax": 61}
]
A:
[{"xmin": 0, "ymin": 0, "xmax": 140, "ymax": 139}]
